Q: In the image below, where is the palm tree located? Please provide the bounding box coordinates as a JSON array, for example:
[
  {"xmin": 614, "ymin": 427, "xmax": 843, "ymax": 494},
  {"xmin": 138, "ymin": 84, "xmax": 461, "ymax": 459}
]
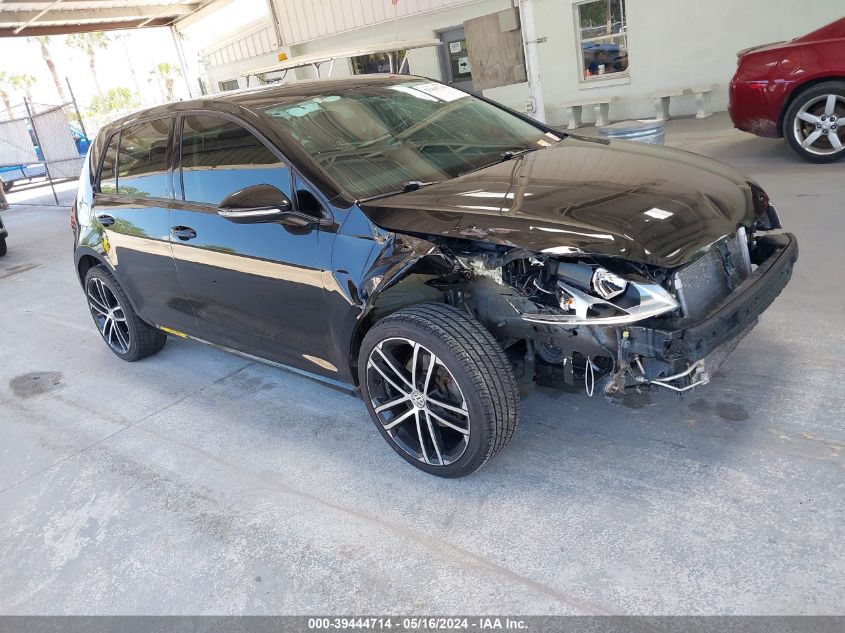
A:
[
  {"xmin": 10, "ymin": 74, "xmax": 37, "ymax": 107},
  {"xmin": 88, "ymin": 86, "xmax": 139, "ymax": 117},
  {"xmin": 65, "ymin": 32, "xmax": 110, "ymax": 97},
  {"xmin": 0, "ymin": 72, "xmax": 14, "ymax": 120},
  {"xmin": 35, "ymin": 36, "xmax": 67, "ymax": 102},
  {"xmin": 154, "ymin": 62, "xmax": 182, "ymax": 101}
]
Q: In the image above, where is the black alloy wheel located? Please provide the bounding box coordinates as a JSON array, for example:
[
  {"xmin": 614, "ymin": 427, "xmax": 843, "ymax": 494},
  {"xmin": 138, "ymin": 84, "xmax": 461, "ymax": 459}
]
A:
[
  {"xmin": 359, "ymin": 303, "xmax": 519, "ymax": 477},
  {"xmin": 84, "ymin": 266, "xmax": 167, "ymax": 361}
]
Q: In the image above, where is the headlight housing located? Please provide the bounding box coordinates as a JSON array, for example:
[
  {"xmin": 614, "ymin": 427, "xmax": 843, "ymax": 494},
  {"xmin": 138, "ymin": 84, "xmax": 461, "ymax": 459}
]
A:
[
  {"xmin": 519, "ymin": 261, "xmax": 679, "ymax": 326},
  {"xmin": 591, "ymin": 267, "xmax": 627, "ymax": 300}
]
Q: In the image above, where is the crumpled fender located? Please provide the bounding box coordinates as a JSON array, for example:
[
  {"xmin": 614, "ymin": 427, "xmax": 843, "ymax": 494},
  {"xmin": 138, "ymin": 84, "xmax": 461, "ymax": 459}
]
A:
[{"xmin": 358, "ymin": 232, "xmax": 448, "ymax": 318}]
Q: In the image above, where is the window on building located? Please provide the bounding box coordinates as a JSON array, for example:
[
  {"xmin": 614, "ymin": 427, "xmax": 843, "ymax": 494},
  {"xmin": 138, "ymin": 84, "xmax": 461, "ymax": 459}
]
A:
[
  {"xmin": 350, "ymin": 50, "xmax": 410, "ymax": 75},
  {"xmin": 218, "ymin": 79, "xmax": 240, "ymax": 92},
  {"xmin": 179, "ymin": 114, "xmax": 289, "ymax": 206},
  {"xmin": 576, "ymin": 0, "xmax": 628, "ymax": 80},
  {"xmin": 116, "ymin": 117, "xmax": 172, "ymax": 198}
]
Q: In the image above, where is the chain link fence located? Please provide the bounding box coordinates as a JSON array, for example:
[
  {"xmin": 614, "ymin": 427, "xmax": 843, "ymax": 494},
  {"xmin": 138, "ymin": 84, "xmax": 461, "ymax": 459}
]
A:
[{"xmin": 0, "ymin": 100, "xmax": 87, "ymax": 208}]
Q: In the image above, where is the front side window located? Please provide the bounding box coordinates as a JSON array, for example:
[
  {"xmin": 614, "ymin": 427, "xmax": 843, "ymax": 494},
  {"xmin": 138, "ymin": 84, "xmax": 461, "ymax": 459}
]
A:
[
  {"xmin": 261, "ymin": 80, "xmax": 559, "ymax": 199},
  {"xmin": 117, "ymin": 118, "xmax": 171, "ymax": 198},
  {"xmin": 98, "ymin": 134, "xmax": 119, "ymax": 194},
  {"xmin": 576, "ymin": 0, "xmax": 629, "ymax": 81},
  {"xmin": 179, "ymin": 115, "xmax": 289, "ymax": 206}
]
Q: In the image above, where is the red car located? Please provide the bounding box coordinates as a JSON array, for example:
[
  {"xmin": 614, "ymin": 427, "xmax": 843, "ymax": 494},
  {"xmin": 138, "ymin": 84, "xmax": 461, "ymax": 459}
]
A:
[{"xmin": 729, "ymin": 17, "xmax": 845, "ymax": 163}]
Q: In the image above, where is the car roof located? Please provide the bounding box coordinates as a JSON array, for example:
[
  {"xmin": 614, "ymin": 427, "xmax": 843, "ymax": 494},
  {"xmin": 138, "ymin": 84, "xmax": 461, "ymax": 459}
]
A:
[
  {"xmin": 102, "ymin": 74, "xmax": 417, "ymax": 132},
  {"xmin": 212, "ymin": 73, "xmax": 414, "ymax": 107},
  {"xmin": 92, "ymin": 74, "xmax": 426, "ymax": 206}
]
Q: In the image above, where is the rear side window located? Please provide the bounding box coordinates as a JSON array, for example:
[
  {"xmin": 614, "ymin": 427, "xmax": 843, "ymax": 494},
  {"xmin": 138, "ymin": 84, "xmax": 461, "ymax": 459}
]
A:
[
  {"xmin": 117, "ymin": 118, "xmax": 171, "ymax": 198},
  {"xmin": 179, "ymin": 114, "xmax": 289, "ymax": 206},
  {"xmin": 98, "ymin": 134, "xmax": 119, "ymax": 194}
]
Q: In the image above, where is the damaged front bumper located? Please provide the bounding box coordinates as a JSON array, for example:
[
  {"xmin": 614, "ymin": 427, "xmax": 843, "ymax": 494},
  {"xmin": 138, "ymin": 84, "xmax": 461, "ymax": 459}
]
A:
[
  {"xmin": 467, "ymin": 232, "xmax": 798, "ymax": 396},
  {"xmin": 606, "ymin": 232, "xmax": 798, "ymax": 394}
]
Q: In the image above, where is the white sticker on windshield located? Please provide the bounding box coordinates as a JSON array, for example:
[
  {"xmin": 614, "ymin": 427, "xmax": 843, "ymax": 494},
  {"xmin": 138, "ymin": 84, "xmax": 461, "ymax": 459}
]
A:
[
  {"xmin": 412, "ymin": 82, "xmax": 467, "ymax": 102},
  {"xmin": 449, "ymin": 41, "xmax": 462, "ymax": 53},
  {"xmin": 388, "ymin": 85, "xmax": 439, "ymax": 101}
]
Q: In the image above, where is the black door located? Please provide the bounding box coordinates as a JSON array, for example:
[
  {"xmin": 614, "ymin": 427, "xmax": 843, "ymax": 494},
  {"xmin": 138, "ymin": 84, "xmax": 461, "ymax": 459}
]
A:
[
  {"xmin": 168, "ymin": 113, "xmax": 335, "ymax": 376},
  {"xmin": 92, "ymin": 117, "xmax": 195, "ymax": 331}
]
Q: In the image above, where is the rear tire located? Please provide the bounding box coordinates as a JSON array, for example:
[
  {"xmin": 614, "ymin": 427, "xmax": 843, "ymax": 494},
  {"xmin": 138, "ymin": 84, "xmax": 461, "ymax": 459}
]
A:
[
  {"xmin": 0, "ymin": 237, "xmax": 6, "ymax": 257},
  {"xmin": 1, "ymin": 181, "xmax": 11, "ymax": 193},
  {"xmin": 784, "ymin": 81, "xmax": 845, "ymax": 163},
  {"xmin": 84, "ymin": 265, "xmax": 166, "ymax": 362},
  {"xmin": 358, "ymin": 303, "xmax": 519, "ymax": 477}
]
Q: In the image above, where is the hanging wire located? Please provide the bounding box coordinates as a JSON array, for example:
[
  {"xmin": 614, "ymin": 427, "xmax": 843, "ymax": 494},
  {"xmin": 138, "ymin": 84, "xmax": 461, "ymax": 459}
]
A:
[{"xmin": 585, "ymin": 356, "xmax": 596, "ymax": 398}]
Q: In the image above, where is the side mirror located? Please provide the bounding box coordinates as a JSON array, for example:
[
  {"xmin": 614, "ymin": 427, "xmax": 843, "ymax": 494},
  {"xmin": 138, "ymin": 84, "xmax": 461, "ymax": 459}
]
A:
[{"xmin": 218, "ymin": 184, "xmax": 293, "ymax": 224}]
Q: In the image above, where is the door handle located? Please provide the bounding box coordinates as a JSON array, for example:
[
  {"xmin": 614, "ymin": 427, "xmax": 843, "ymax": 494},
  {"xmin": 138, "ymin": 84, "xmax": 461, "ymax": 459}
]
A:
[
  {"xmin": 171, "ymin": 226, "xmax": 197, "ymax": 241},
  {"xmin": 95, "ymin": 213, "xmax": 115, "ymax": 227}
]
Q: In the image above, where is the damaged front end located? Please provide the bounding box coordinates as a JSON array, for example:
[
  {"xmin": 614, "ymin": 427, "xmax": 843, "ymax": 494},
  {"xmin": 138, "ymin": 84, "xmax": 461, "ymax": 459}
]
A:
[{"xmin": 365, "ymin": 223, "xmax": 798, "ymax": 400}]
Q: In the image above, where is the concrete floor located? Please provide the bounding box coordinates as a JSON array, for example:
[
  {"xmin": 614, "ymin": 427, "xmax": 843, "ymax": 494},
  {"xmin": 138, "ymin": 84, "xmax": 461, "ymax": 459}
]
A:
[{"xmin": 0, "ymin": 114, "xmax": 842, "ymax": 615}]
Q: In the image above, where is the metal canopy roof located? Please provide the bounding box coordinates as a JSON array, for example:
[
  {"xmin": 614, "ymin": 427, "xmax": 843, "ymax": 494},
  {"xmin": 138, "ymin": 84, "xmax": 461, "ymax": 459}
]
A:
[
  {"xmin": 244, "ymin": 38, "xmax": 442, "ymax": 80},
  {"xmin": 0, "ymin": 0, "xmax": 219, "ymax": 37}
]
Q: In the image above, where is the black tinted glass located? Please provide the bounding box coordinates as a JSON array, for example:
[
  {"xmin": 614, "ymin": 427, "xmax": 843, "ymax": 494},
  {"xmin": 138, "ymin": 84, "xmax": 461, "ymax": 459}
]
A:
[
  {"xmin": 99, "ymin": 133, "xmax": 119, "ymax": 194},
  {"xmin": 261, "ymin": 80, "xmax": 558, "ymax": 198},
  {"xmin": 180, "ymin": 115, "xmax": 286, "ymax": 206},
  {"xmin": 117, "ymin": 118, "xmax": 171, "ymax": 198}
]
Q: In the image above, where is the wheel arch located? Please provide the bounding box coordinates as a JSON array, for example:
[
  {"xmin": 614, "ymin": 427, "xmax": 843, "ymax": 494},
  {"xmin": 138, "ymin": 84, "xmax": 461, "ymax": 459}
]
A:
[
  {"xmin": 74, "ymin": 247, "xmax": 145, "ymax": 320},
  {"xmin": 76, "ymin": 252, "xmax": 102, "ymax": 286},
  {"xmin": 74, "ymin": 246, "xmax": 114, "ymax": 285},
  {"xmin": 346, "ymin": 250, "xmax": 459, "ymax": 387}
]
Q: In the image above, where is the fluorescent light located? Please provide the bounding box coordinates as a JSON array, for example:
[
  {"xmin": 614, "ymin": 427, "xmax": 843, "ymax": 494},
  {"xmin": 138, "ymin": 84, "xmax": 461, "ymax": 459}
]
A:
[{"xmin": 644, "ymin": 208, "xmax": 673, "ymax": 220}]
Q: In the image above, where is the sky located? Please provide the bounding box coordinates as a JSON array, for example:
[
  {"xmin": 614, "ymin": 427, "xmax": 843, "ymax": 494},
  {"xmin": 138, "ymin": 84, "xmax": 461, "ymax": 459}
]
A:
[
  {"xmin": 0, "ymin": 0, "xmax": 267, "ymax": 126},
  {"xmin": 0, "ymin": 29, "xmax": 190, "ymax": 114}
]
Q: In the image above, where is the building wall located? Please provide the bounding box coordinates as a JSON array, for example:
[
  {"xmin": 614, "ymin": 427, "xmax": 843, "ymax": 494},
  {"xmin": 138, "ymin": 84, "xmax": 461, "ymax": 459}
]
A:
[
  {"xmin": 272, "ymin": 0, "xmax": 488, "ymax": 46},
  {"xmin": 284, "ymin": 0, "xmax": 512, "ymax": 83},
  {"xmin": 535, "ymin": 0, "xmax": 845, "ymax": 125},
  {"xmin": 202, "ymin": 0, "xmax": 845, "ymax": 125},
  {"xmin": 202, "ymin": 17, "xmax": 280, "ymax": 91}
]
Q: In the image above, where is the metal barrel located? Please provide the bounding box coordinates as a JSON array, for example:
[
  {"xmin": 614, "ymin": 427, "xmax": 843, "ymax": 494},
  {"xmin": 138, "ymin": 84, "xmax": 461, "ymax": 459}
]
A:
[{"xmin": 598, "ymin": 119, "xmax": 665, "ymax": 145}]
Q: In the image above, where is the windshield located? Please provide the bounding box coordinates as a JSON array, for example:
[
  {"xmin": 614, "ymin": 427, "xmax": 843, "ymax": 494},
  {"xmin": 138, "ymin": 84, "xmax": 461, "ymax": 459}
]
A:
[{"xmin": 262, "ymin": 80, "xmax": 561, "ymax": 199}]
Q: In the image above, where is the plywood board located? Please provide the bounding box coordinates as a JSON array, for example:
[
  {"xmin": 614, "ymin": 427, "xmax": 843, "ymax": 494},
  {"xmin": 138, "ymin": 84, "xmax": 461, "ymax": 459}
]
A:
[{"xmin": 464, "ymin": 8, "xmax": 526, "ymax": 91}]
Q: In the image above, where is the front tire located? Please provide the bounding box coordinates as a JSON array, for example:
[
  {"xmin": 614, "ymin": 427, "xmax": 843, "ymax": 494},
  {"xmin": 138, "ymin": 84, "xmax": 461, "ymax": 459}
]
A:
[
  {"xmin": 358, "ymin": 303, "xmax": 519, "ymax": 478},
  {"xmin": 0, "ymin": 237, "xmax": 6, "ymax": 257},
  {"xmin": 84, "ymin": 265, "xmax": 166, "ymax": 361},
  {"xmin": 784, "ymin": 81, "xmax": 845, "ymax": 163}
]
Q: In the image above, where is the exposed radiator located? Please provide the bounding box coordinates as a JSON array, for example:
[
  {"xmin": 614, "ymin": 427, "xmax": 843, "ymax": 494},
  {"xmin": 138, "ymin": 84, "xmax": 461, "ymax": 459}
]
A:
[{"xmin": 673, "ymin": 228, "xmax": 751, "ymax": 318}]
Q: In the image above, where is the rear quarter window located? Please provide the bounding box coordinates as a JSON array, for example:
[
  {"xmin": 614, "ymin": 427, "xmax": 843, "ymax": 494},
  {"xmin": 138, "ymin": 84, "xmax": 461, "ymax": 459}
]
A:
[
  {"xmin": 98, "ymin": 134, "xmax": 118, "ymax": 194},
  {"xmin": 117, "ymin": 118, "xmax": 172, "ymax": 198}
]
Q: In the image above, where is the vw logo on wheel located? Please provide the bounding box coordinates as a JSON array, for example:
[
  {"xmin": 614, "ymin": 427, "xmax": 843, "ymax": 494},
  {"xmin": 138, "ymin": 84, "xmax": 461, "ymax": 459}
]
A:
[{"xmin": 410, "ymin": 391, "xmax": 426, "ymax": 408}]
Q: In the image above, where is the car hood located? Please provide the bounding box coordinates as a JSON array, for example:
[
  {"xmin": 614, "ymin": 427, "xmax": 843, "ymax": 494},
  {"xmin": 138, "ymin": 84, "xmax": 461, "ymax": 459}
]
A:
[{"xmin": 359, "ymin": 136, "xmax": 759, "ymax": 268}]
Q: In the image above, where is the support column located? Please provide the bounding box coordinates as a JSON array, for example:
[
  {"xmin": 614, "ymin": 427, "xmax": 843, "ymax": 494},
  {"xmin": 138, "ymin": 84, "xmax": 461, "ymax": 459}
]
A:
[
  {"xmin": 518, "ymin": 0, "xmax": 546, "ymax": 123},
  {"xmin": 170, "ymin": 25, "xmax": 194, "ymax": 99}
]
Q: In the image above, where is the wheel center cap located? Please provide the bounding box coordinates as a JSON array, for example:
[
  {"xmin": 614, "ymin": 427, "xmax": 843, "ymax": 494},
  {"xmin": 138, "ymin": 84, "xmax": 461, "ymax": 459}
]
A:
[{"xmin": 410, "ymin": 391, "xmax": 426, "ymax": 408}]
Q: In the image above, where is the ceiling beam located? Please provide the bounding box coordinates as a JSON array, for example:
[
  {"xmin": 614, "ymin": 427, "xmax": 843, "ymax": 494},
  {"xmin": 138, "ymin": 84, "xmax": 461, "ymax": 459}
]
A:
[
  {"xmin": 2, "ymin": 4, "xmax": 199, "ymax": 23},
  {"xmin": 172, "ymin": 0, "xmax": 231, "ymax": 31},
  {"xmin": 12, "ymin": 0, "xmax": 65, "ymax": 34},
  {"xmin": 1, "ymin": 1, "xmax": 139, "ymax": 3},
  {"xmin": 0, "ymin": 16, "xmax": 174, "ymax": 35},
  {"xmin": 136, "ymin": 0, "xmax": 189, "ymax": 28}
]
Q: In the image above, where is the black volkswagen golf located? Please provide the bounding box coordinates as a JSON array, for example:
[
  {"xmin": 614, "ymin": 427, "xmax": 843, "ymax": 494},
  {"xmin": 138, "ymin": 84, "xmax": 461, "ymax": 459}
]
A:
[{"xmin": 72, "ymin": 75, "xmax": 797, "ymax": 477}]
